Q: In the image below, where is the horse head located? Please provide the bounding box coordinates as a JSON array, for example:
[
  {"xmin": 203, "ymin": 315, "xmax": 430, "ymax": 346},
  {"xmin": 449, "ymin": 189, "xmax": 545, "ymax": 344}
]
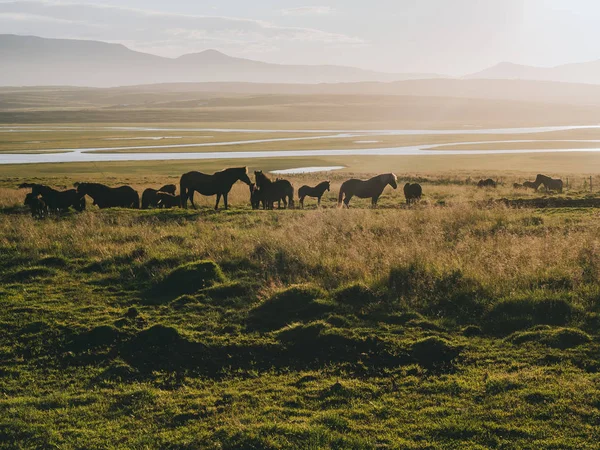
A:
[
  {"xmin": 326, "ymin": 181, "xmax": 331, "ymax": 191},
  {"xmin": 388, "ymin": 173, "xmax": 398, "ymax": 189}
]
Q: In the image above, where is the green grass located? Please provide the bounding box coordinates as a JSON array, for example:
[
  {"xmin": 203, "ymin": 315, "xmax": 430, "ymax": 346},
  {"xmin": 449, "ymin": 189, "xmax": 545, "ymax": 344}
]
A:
[{"xmin": 2, "ymin": 176, "xmax": 600, "ymax": 448}]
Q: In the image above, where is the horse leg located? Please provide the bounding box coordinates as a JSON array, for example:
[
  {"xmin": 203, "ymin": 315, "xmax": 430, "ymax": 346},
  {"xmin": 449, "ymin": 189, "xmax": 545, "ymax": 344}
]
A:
[
  {"xmin": 215, "ymin": 193, "xmax": 221, "ymax": 210},
  {"xmin": 372, "ymin": 195, "xmax": 380, "ymax": 208},
  {"xmin": 300, "ymin": 196, "xmax": 305, "ymax": 209},
  {"xmin": 223, "ymin": 193, "xmax": 229, "ymax": 210},
  {"xmin": 317, "ymin": 196, "xmax": 321, "ymax": 207},
  {"xmin": 343, "ymin": 194, "xmax": 353, "ymax": 208}
]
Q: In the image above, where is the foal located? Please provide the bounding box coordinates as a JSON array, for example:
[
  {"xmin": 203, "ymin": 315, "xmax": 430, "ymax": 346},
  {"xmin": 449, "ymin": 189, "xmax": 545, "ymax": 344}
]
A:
[{"xmin": 298, "ymin": 181, "xmax": 330, "ymax": 208}]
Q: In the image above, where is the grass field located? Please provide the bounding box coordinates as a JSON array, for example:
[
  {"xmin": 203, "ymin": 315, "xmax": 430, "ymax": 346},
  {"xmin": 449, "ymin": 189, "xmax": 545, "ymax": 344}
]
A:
[
  {"xmin": 2, "ymin": 88, "xmax": 600, "ymax": 448},
  {"xmin": 2, "ymin": 168, "xmax": 600, "ymax": 449}
]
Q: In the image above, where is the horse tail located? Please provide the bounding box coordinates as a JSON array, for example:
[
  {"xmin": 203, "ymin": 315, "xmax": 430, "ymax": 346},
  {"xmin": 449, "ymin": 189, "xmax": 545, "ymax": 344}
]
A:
[{"xmin": 338, "ymin": 184, "xmax": 344, "ymax": 207}]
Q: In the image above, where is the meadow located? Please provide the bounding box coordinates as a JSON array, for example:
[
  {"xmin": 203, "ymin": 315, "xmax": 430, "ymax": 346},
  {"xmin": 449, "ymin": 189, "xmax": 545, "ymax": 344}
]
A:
[
  {"xmin": 2, "ymin": 166, "xmax": 600, "ymax": 449},
  {"xmin": 2, "ymin": 86, "xmax": 600, "ymax": 448}
]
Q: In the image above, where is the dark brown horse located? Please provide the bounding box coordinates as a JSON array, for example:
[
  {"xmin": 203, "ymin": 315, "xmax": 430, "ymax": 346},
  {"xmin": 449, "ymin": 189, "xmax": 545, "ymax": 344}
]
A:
[
  {"xmin": 534, "ymin": 174, "xmax": 563, "ymax": 193},
  {"xmin": 477, "ymin": 179, "xmax": 497, "ymax": 188},
  {"xmin": 24, "ymin": 193, "xmax": 48, "ymax": 218},
  {"xmin": 523, "ymin": 181, "xmax": 538, "ymax": 190},
  {"xmin": 156, "ymin": 192, "xmax": 180, "ymax": 209},
  {"xmin": 142, "ymin": 184, "xmax": 178, "ymax": 209},
  {"xmin": 298, "ymin": 181, "xmax": 330, "ymax": 208},
  {"xmin": 180, "ymin": 167, "xmax": 252, "ymax": 209},
  {"xmin": 20, "ymin": 183, "xmax": 86, "ymax": 213},
  {"xmin": 403, "ymin": 183, "xmax": 422, "ymax": 205},
  {"xmin": 158, "ymin": 184, "xmax": 177, "ymax": 195},
  {"xmin": 338, "ymin": 173, "xmax": 397, "ymax": 208},
  {"xmin": 76, "ymin": 183, "xmax": 139, "ymax": 209},
  {"xmin": 254, "ymin": 171, "xmax": 295, "ymax": 209}
]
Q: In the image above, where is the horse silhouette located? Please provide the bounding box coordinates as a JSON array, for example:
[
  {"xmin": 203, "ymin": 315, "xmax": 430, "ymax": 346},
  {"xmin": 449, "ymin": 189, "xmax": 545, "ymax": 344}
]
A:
[
  {"xmin": 156, "ymin": 192, "xmax": 180, "ymax": 209},
  {"xmin": 403, "ymin": 183, "xmax": 422, "ymax": 205},
  {"xmin": 76, "ymin": 183, "xmax": 139, "ymax": 209},
  {"xmin": 142, "ymin": 184, "xmax": 178, "ymax": 209},
  {"xmin": 523, "ymin": 181, "xmax": 538, "ymax": 190},
  {"xmin": 338, "ymin": 173, "xmax": 397, "ymax": 208},
  {"xmin": 534, "ymin": 174, "xmax": 563, "ymax": 193},
  {"xmin": 298, "ymin": 181, "xmax": 330, "ymax": 208},
  {"xmin": 254, "ymin": 171, "xmax": 295, "ymax": 209},
  {"xmin": 180, "ymin": 167, "xmax": 252, "ymax": 209},
  {"xmin": 477, "ymin": 179, "xmax": 497, "ymax": 188},
  {"xmin": 20, "ymin": 183, "xmax": 86, "ymax": 213},
  {"xmin": 24, "ymin": 193, "xmax": 48, "ymax": 218}
]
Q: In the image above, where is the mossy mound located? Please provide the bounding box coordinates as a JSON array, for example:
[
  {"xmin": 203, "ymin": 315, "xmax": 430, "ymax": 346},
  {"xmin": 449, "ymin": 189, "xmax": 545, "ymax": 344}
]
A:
[
  {"xmin": 410, "ymin": 336, "xmax": 461, "ymax": 370},
  {"xmin": 507, "ymin": 327, "xmax": 591, "ymax": 349},
  {"xmin": 71, "ymin": 325, "xmax": 120, "ymax": 351},
  {"xmin": 333, "ymin": 283, "xmax": 379, "ymax": 310},
  {"xmin": 484, "ymin": 296, "xmax": 575, "ymax": 335},
  {"xmin": 247, "ymin": 285, "xmax": 333, "ymax": 331},
  {"xmin": 154, "ymin": 260, "xmax": 225, "ymax": 297}
]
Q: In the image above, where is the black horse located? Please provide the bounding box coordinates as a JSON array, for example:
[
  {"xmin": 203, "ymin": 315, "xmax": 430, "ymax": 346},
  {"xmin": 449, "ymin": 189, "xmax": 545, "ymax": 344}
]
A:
[
  {"xmin": 180, "ymin": 167, "xmax": 252, "ymax": 209},
  {"xmin": 254, "ymin": 171, "xmax": 295, "ymax": 209},
  {"xmin": 24, "ymin": 193, "xmax": 48, "ymax": 218},
  {"xmin": 141, "ymin": 184, "xmax": 177, "ymax": 209},
  {"xmin": 298, "ymin": 181, "xmax": 330, "ymax": 208},
  {"xmin": 477, "ymin": 179, "xmax": 497, "ymax": 188},
  {"xmin": 156, "ymin": 192, "xmax": 180, "ymax": 209},
  {"xmin": 403, "ymin": 183, "xmax": 422, "ymax": 205},
  {"xmin": 338, "ymin": 173, "xmax": 397, "ymax": 208},
  {"xmin": 76, "ymin": 183, "xmax": 139, "ymax": 209},
  {"xmin": 20, "ymin": 183, "xmax": 86, "ymax": 213}
]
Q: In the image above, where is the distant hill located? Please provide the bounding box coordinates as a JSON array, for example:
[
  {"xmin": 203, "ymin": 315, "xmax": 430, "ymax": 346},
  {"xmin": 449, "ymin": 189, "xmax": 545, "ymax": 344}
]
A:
[
  {"xmin": 0, "ymin": 34, "xmax": 442, "ymax": 87},
  {"xmin": 466, "ymin": 60, "xmax": 600, "ymax": 85}
]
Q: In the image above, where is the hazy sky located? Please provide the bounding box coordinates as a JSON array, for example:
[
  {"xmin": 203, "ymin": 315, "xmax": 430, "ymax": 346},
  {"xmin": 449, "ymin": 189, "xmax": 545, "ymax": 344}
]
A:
[{"xmin": 2, "ymin": 0, "xmax": 600, "ymax": 74}]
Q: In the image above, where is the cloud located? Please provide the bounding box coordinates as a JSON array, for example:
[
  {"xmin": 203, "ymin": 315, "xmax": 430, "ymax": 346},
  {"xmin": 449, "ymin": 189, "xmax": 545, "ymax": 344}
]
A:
[
  {"xmin": 0, "ymin": 1, "xmax": 360, "ymax": 57},
  {"xmin": 280, "ymin": 6, "xmax": 336, "ymax": 16}
]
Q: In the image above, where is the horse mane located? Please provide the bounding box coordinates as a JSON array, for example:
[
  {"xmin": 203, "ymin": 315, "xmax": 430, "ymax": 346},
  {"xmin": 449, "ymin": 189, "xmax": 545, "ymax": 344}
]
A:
[
  {"xmin": 255, "ymin": 170, "xmax": 273, "ymax": 185},
  {"xmin": 315, "ymin": 180, "xmax": 330, "ymax": 189},
  {"xmin": 377, "ymin": 173, "xmax": 397, "ymax": 183}
]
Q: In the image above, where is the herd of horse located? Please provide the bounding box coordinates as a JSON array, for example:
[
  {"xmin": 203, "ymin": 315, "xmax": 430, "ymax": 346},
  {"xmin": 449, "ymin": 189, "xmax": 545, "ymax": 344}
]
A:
[
  {"xmin": 19, "ymin": 168, "xmax": 563, "ymax": 218},
  {"xmin": 479, "ymin": 174, "xmax": 564, "ymax": 193}
]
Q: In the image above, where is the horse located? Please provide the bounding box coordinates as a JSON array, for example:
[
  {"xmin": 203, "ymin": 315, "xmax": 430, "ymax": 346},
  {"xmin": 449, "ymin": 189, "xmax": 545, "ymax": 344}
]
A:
[
  {"xmin": 21, "ymin": 183, "xmax": 86, "ymax": 213},
  {"xmin": 338, "ymin": 173, "xmax": 398, "ymax": 208},
  {"xmin": 156, "ymin": 192, "xmax": 180, "ymax": 209},
  {"xmin": 534, "ymin": 174, "xmax": 563, "ymax": 193},
  {"xmin": 180, "ymin": 167, "xmax": 252, "ymax": 209},
  {"xmin": 403, "ymin": 183, "xmax": 422, "ymax": 205},
  {"xmin": 250, "ymin": 183, "xmax": 263, "ymax": 210},
  {"xmin": 523, "ymin": 181, "xmax": 538, "ymax": 190},
  {"xmin": 24, "ymin": 193, "xmax": 48, "ymax": 218},
  {"xmin": 141, "ymin": 184, "xmax": 178, "ymax": 209},
  {"xmin": 477, "ymin": 179, "xmax": 497, "ymax": 188},
  {"xmin": 298, "ymin": 181, "xmax": 330, "ymax": 208},
  {"xmin": 158, "ymin": 184, "xmax": 177, "ymax": 195},
  {"xmin": 513, "ymin": 183, "xmax": 524, "ymax": 189},
  {"xmin": 75, "ymin": 183, "xmax": 139, "ymax": 209},
  {"xmin": 254, "ymin": 171, "xmax": 295, "ymax": 209}
]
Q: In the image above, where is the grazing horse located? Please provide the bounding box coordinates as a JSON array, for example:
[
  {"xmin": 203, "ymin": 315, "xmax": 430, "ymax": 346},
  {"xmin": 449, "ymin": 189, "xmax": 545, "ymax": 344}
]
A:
[
  {"xmin": 156, "ymin": 192, "xmax": 180, "ymax": 209},
  {"xmin": 76, "ymin": 183, "xmax": 139, "ymax": 209},
  {"xmin": 254, "ymin": 171, "xmax": 295, "ymax": 209},
  {"xmin": 477, "ymin": 179, "xmax": 497, "ymax": 188},
  {"xmin": 21, "ymin": 183, "xmax": 86, "ymax": 213},
  {"xmin": 250, "ymin": 183, "xmax": 263, "ymax": 210},
  {"xmin": 534, "ymin": 174, "xmax": 563, "ymax": 193},
  {"xmin": 24, "ymin": 193, "xmax": 48, "ymax": 218},
  {"xmin": 523, "ymin": 181, "xmax": 538, "ymax": 190},
  {"xmin": 158, "ymin": 184, "xmax": 177, "ymax": 195},
  {"xmin": 180, "ymin": 167, "xmax": 252, "ymax": 209},
  {"xmin": 142, "ymin": 184, "xmax": 178, "ymax": 209},
  {"xmin": 338, "ymin": 173, "xmax": 398, "ymax": 208},
  {"xmin": 298, "ymin": 181, "xmax": 330, "ymax": 208},
  {"xmin": 403, "ymin": 183, "xmax": 422, "ymax": 205}
]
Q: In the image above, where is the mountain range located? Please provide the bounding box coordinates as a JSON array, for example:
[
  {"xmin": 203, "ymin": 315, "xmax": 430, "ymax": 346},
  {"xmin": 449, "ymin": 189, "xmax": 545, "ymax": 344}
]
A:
[
  {"xmin": 2, "ymin": 34, "xmax": 600, "ymax": 87},
  {"xmin": 0, "ymin": 34, "xmax": 439, "ymax": 87}
]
